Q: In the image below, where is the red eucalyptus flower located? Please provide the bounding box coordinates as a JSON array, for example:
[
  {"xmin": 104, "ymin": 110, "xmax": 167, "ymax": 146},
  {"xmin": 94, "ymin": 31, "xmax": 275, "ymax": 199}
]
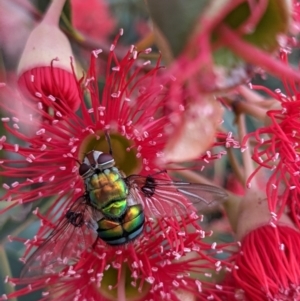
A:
[
  {"xmin": 0, "ymin": 34, "xmax": 236, "ymax": 301},
  {"xmin": 242, "ymin": 51, "xmax": 300, "ymax": 226},
  {"xmin": 218, "ymin": 185, "xmax": 300, "ymax": 301},
  {"xmin": 0, "ymin": 5, "xmax": 237, "ymax": 299},
  {"xmin": 227, "ymin": 224, "xmax": 300, "ymax": 301}
]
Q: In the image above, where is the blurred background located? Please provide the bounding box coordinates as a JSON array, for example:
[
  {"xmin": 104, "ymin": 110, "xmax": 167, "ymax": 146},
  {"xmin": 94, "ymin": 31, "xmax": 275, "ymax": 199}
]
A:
[{"xmin": 0, "ymin": 0, "xmax": 300, "ymax": 300}]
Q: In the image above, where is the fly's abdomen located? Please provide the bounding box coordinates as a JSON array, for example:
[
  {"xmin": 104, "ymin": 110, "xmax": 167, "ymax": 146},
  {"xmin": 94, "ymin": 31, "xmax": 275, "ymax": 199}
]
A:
[
  {"xmin": 97, "ymin": 219, "xmax": 123, "ymax": 244},
  {"xmin": 97, "ymin": 204, "xmax": 145, "ymax": 245},
  {"xmin": 122, "ymin": 205, "xmax": 144, "ymax": 234}
]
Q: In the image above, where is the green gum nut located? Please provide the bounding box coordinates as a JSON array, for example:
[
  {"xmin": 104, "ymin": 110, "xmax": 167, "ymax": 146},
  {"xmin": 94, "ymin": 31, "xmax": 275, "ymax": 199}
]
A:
[{"xmin": 98, "ymin": 264, "xmax": 151, "ymax": 301}]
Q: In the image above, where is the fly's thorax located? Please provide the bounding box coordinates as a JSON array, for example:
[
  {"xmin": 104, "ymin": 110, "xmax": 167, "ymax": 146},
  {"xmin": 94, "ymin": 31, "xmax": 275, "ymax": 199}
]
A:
[
  {"xmin": 87, "ymin": 168, "xmax": 129, "ymax": 211},
  {"xmin": 86, "ymin": 168, "xmax": 120, "ymax": 189}
]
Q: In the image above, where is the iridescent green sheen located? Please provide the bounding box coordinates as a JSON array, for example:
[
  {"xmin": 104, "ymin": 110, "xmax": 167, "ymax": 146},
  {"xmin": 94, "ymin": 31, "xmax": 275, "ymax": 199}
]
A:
[
  {"xmin": 97, "ymin": 219, "xmax": 123, "ymax": 239},
  {"xmin": 123, "ymin": 205, "xmax": 144, "ymax": 233},
  {"xmin": 86, "ymin": 167, "xmax": 144, "ymax": 245},
  {"xmin": 87, "ymin": 170, "xmax": 128, "ymax": 212},
  {"xmin": 102, "ymin": 199, "xmax": 127, "ymax": 218},
  {"xmin": 97, "ymin": 204, "xmax": 144, "ymax": 245}
]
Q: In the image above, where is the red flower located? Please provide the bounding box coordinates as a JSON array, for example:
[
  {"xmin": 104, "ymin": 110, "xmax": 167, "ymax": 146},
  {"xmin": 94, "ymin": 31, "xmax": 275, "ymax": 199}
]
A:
[
  {"xmin": 242, "ymin": 52, "xmax": 300, "ymax": 226},
  {"xmin": 0, "ymin": 27, "xmax": 236, "ymax": 299},
  {"xmin": 218, "ymin": 183, "xmax": 300, "ymax": 301},
  {"xmin": 226, "ymin": 224, "xmax": 300, "ymax": 301}
]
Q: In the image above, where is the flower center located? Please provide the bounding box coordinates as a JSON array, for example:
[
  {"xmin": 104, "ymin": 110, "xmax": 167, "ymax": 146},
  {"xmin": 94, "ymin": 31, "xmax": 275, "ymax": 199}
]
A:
[
  {"xmin": 98, "ymin": 263, "xmax": 151, "ymax": 301},
  {"xmin": 79, "ymin": 132, "xmax": 142, "ymax": 175}
]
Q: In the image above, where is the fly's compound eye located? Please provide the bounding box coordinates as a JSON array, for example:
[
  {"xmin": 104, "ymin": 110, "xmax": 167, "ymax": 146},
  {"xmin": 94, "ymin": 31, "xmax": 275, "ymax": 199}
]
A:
[
  {"xmin": 97, "ymin": 153, "xmax": 115, "ymax": 168},
  {"xmin": 79, "ymin": 162, "xmax": 92, "ymax": 177}
]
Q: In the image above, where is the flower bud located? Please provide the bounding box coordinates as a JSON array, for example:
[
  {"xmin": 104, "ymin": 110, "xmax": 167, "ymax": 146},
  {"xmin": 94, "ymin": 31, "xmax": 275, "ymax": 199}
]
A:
[
  {"xmin": 223, "ymin": 188, "xmax": 300, "ymax": 301},
  {"xmin": 231, "ymin": 224, "xmax": 300, "ymax": 301},
  {"xmin": 17, "ymin": 0, "xmax": 80, "ymax": 112}
]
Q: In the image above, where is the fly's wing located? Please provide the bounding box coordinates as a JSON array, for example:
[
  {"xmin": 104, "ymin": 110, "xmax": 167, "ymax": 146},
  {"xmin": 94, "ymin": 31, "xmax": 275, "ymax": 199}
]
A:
[
  {"xmin": 21, "ymin": 196, "xmax": 98, "ymax": 278},
  {"xmin": 126, "ymin": 175, "xmax": 228, "ymax": 217}
]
